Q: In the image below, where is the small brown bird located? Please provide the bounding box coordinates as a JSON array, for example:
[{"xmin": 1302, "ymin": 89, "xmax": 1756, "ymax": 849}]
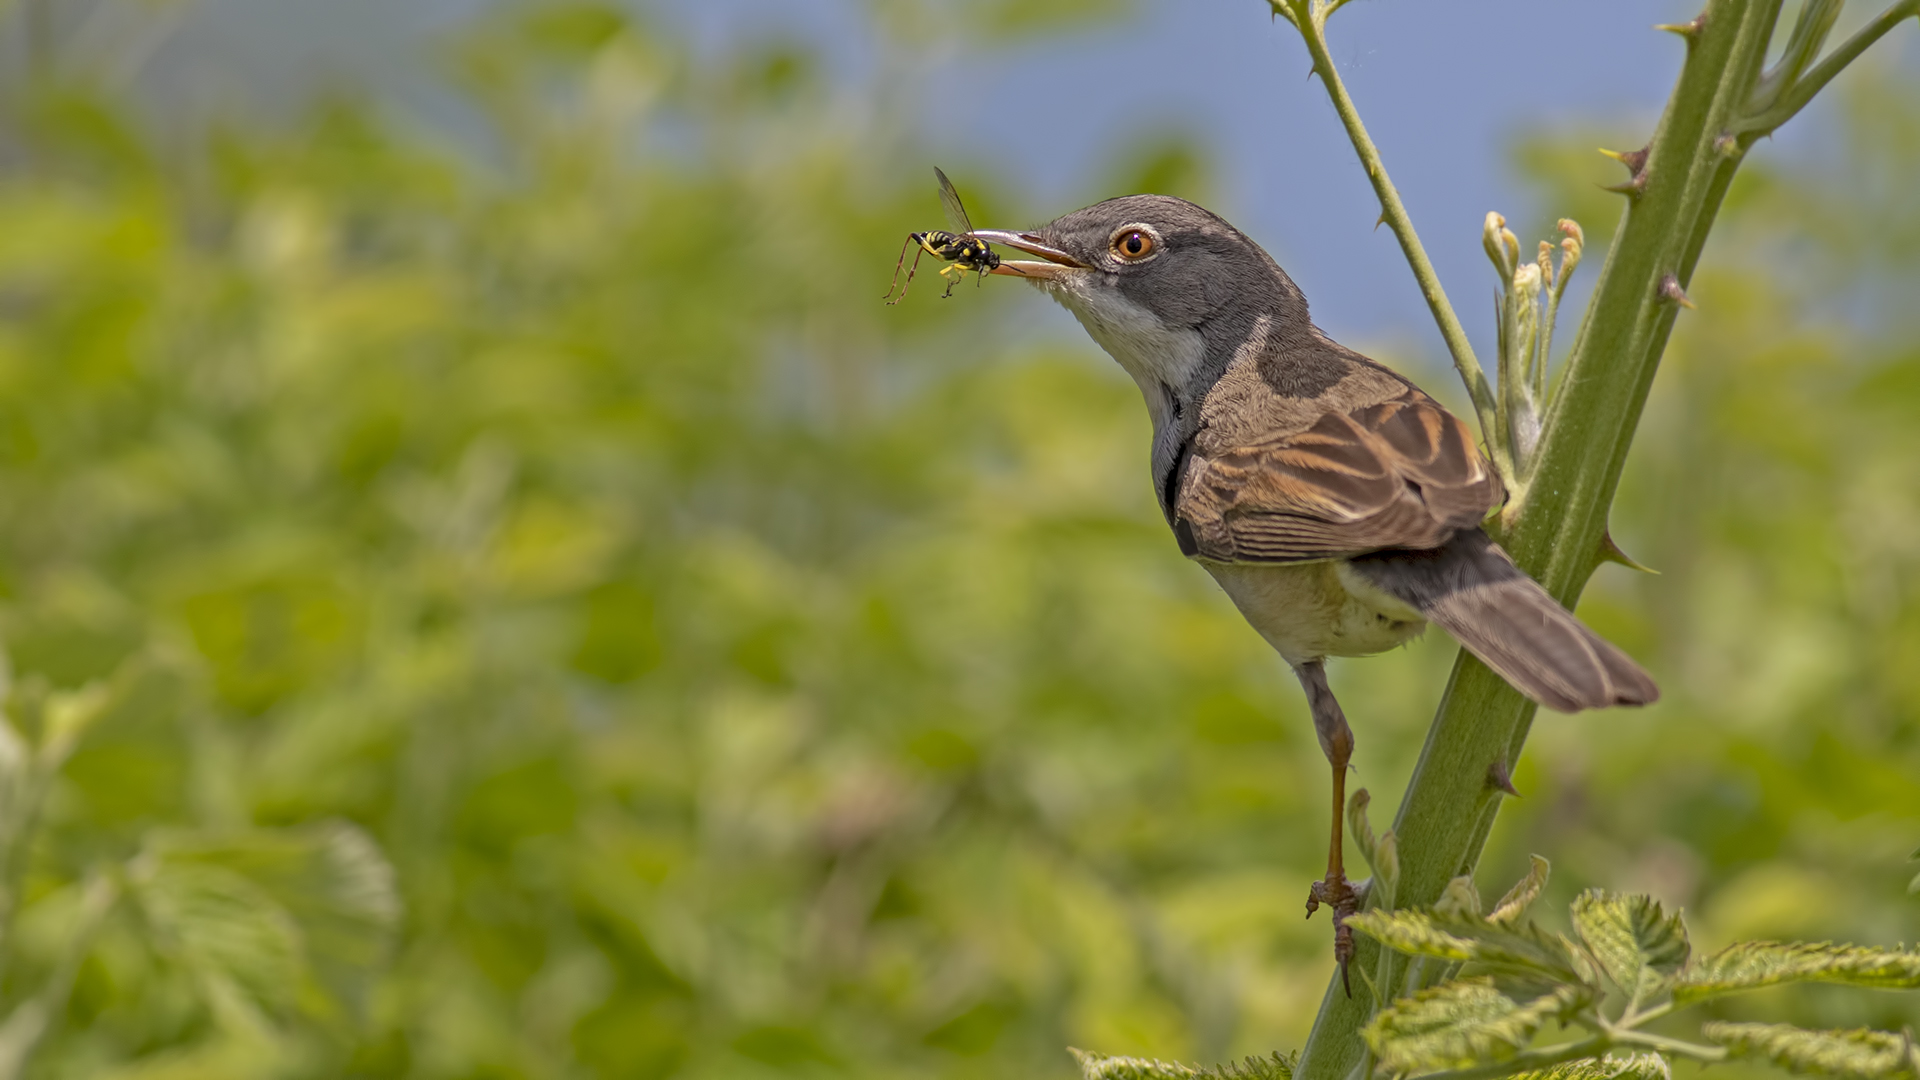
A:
[{"xmin": 965, "ymin": 195, "xmax": 1657, "ymax": 973}]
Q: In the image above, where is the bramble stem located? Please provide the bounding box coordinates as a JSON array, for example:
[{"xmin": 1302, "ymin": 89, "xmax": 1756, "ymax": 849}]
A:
[
  {"xmin": 1267, "ymin": 1, "xmax": 1502, "ymax": 478},
  {"xmin": 1265, "ymin": 2, "xmax": 1916, "ymax": 1079},
  {"xmin": 1737, "ymin": 0, "xmax": 1920, "ymax": 135}
]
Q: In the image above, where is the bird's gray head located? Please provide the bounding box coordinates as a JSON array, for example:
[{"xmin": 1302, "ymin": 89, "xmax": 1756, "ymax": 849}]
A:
[
  {"xmin": 994, "ymin": 196, "xmax": 1300, "ymax": 317},
  {"xmin": 974, "ymin": 195, "xmax": 1314, "ymax": 402}
]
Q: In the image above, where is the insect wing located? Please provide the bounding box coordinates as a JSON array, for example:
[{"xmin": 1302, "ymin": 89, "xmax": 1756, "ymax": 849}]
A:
[{"xmin": 933, "ymin": 166, "xmax": 976, "ymax": 235}]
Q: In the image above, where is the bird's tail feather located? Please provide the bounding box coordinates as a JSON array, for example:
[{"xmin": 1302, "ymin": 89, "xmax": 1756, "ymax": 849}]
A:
[{"xmin": 1348, "ymin": 529, "xmax": 1657, "ymax": 713}]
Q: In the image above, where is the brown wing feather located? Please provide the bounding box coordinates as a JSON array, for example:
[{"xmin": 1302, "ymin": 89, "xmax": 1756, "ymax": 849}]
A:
[{"xmin": 1176, "ymin": 389, "xmax": 1502, "ymax": 563}]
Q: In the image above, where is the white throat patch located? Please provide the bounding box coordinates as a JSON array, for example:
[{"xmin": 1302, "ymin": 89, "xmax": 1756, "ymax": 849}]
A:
[{"xmin": 1039, "ymin": 274, "xmax": 1206, "ymax": 437}]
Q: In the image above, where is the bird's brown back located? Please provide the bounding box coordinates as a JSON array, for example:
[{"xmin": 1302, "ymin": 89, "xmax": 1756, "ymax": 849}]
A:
[{"xmin": 1175, "ymin": 336, "xmax": 1501, "ymax": 563}]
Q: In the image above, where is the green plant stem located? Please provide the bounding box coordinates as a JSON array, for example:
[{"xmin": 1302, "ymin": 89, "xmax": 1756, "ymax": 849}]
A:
[
  {"xmin": 1737, "ymin": 0, "xmax": 1920, "ymax": 135},
  {"xmin": 1608, "ymin": 1028, "xmax": 1728, "ymax": 1062},
  {"xmin": 1267, "ymin": 0, "xmax": 1501, "ymax": 472},
  {"xmin": 1618, "ymin": 1001, "xmax": 1674, "ymax": 1028}
]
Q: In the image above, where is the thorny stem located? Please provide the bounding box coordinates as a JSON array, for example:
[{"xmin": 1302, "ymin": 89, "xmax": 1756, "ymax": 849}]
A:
[
  {"xmin": 1266, "ymin": 2, "xmax": 1917, "ymax": 1079},
  {"xmin": 1267, "ymin": 0, "xmax": 1504, "ymax": 479},
  {"xmin": 1737, "ymin": 0, "xmax": 1920, "ymax": 135}
]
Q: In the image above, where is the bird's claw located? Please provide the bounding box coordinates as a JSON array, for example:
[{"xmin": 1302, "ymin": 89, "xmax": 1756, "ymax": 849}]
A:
[{"xmin": 1307, "ymin": 874, "xmax": 1361, "ymax": 996}]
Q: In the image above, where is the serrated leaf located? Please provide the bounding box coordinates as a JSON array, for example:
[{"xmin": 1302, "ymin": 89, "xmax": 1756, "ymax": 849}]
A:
[
  {"xmin": 1069, "ymin": 1049, "xmax": 1296, "ymax": 1080},
  {"xmin": 1490, "ymin": 856, "xmax": 1551, "ymax": 926},
  {"xmin": 1705, "ymin": 1022, "xmax": 1914, "ymax": 1079},
  {"xmin": 1071, "ymin": 1048, "xmax": 1201, "ymax": 1079},
  {"xmin": 1363, "ymin": 977, "xmax": 1584, "ymax": 1073},
  {"xmin": 1346, "ymin": 909, "xmax": 1585, "ymax": 983},
  {"xmin": 1508, "ymin": 1052, "xmax": 1672, "ymax": 1080},
  {"xmin": 144, "ymin": 823, "xmax": 401, "ymax": 1016},
  {"xmin": 1569, "ymin": 891, "xmax": 1689, "ymax": 1005},
  {"xmin": 134, "ymin": 862, "xmax": 305, "ymax": 1024},
  {"xmin": 1208, "ymin": 1052, "xmax": 1296, "ymax": 1080},
  {"xmin": 1674, "ymin": 942, "xmax": 1920, "ymax": 1005}
]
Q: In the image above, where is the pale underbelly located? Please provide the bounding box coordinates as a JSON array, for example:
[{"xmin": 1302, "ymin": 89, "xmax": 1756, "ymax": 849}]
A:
[{"xmin": 1204, "ymin": 559, "xmax": 1426, "ymax": 664}]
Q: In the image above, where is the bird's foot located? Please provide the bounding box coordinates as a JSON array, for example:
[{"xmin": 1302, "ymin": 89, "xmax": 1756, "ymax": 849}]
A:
[{"xmin": 1306, "ymin": 873, "xmax": 1361, "ymax": 996}]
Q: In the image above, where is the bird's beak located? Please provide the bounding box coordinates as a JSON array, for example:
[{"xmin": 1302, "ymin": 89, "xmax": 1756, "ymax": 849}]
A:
[{"xmin": 969, "ymin": 230, "xmax": 1088, "ymax": 279}]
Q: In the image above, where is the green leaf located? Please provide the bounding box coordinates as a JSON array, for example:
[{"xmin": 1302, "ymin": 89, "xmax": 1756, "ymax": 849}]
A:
[
  {"xmin": 1673, "ymin": 942, "xmax": 1920, "ymax": 1005},
  {"xmin": 134, "ymin": 861, "xmax": 305, "ymax": 1024},
  {"xmin": 1345, "ymin": 909, "xmax": 1585, "ymax": 983},
  {"xmin": 1075, "ymin": 1045, "xmax": 1190, "ymax": 1068},
  {"xmin": 1507, "ymin": 1053, "xmax": 1672, "ymax": 1080},
  {"xmin": 1490, "ymin": 856, "xmax": 1552, "ymax": 926},
  {"xmin": 1071, "ymin": 1049, "xmax": 1202, "ymax": 1079},
  {"xmin": 1209, "ymin": 1053, "xmax": 1297, "ymax": 1080},
  {"xmin": 143, "ymin": 823, "xmax": 401, "ymax": 1016},
  {"xmin": 1569, "ymin": 891, "xmax": 1689, "ymax": 1005},
  {"xmin": 1363, "ymin": 978, "xmax": 1585, "ymax": 1074},
  {"xmin": 1704, "ymin": 1022, "xmax": 1916, "ymax": 1079},
  {"xmin": 1069, "ymin": 1049, "xmax": 1296, "ymax": 1080}
]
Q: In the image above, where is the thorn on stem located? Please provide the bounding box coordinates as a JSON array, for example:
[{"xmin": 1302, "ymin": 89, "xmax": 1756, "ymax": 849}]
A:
[
  {"xmin": 1659, "ymin": 274, "xmax": 1697, "ymax": 309},
  {"xmin": 1655, "ymin": 13, "xmax": 1707, "ymax": 42},
  {"xmin": 1599, "ymin": 145, "xmax": 1650, "ymax": 178},
  {"xmin": 1600, "ymin": 171, "xmax": 1649, "ymax": 197},
  {"xmin": 1486, "ymin": 757, "xmax": 1521, "ymax": 798},
  {"xmin": 1599, "ymin": 529, "xmax": 1659, "ymax": 574}
]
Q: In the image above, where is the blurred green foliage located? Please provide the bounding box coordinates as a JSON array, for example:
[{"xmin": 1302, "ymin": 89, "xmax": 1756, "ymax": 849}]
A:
[{"xmin": 0, "ymin": 3, "xmax": 1913, "ymax": 1078}]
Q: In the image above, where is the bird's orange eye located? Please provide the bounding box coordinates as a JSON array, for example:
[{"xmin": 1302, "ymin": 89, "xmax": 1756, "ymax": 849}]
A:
[{"xmin": 1112, "ymin": 230, "xmax": 1154, "ymax": 260}]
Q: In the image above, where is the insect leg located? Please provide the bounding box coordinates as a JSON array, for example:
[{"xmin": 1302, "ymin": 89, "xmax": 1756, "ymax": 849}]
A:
[
  {"xmin": 884, "ymin": 235, "xmax": 917, "ymax": 303},
  {"xmin": 886, "ymin": 243, "xmax": 929, "ymax": 306}
]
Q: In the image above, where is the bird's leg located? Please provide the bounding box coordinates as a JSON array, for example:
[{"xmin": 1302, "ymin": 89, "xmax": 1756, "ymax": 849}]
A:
[{"xmin": 1294, "ymin": 659, "xmax": 1359, "ymax": 993}]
